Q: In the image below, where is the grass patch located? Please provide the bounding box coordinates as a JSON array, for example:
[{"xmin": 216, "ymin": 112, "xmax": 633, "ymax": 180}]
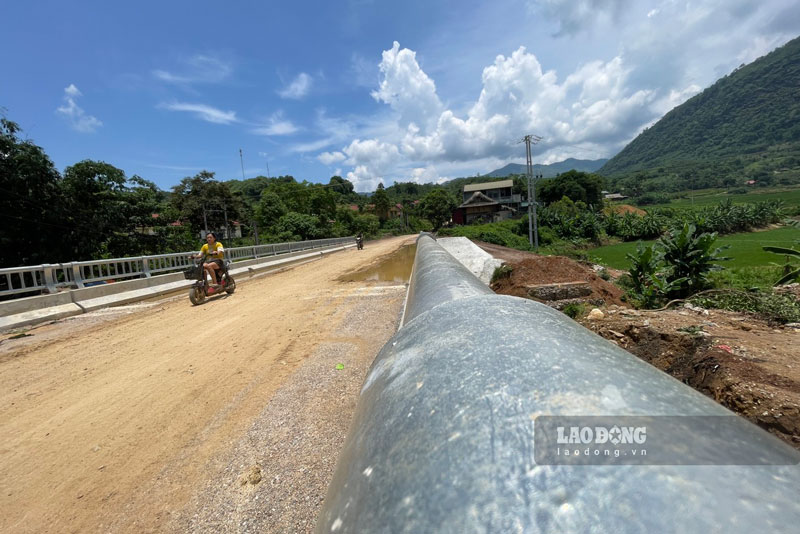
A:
[
  {"xmin": 562, "ymin": 302, "xmax": 586, "ymax": 319},
  {"xmin": 689, "ymin": 290, "xmax": 800, "ymax": 324},
  {"xmin": 490, "ymin": 264, "xmax": 514, "ymax": 284}
]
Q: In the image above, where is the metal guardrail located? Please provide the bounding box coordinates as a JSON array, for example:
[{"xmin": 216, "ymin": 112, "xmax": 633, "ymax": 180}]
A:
[
  {"xmin": 316, "ymin": 234, "xmax": 800, "ymax": 533},
  {"xmin": 0, "ymin": 237, "xmax": 354, "ymax": 297}
]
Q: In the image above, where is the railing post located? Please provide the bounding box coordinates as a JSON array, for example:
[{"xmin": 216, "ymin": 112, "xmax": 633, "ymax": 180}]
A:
[
  {"xmin": 42, "ymin": 264, "xmax": 58, "ymax": 293},
  {"xmin": 70, "ymin": 263, "xmax": 85, "ymax": 288},
  {"xmin": 141, "ymin": 256, "xmax": 152, "ymax": 278}
]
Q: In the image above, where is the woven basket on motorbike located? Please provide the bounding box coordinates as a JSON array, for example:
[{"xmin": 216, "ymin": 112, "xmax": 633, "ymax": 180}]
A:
[{"xmin": 183, "ymin": 265, "xmax": 202, "ymax": 280}]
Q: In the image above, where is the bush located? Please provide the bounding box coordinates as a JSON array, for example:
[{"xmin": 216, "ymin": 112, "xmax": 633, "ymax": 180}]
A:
[
  {"xmin": 634, "ymin": 193, "xmax": 671, "ymax": 205},
  {"xmin": 490, "ymin": 265, "xmax": 513, "ymax": 284},
  {"xmin": 562, "ymin": 303, "xmax": 585, "ymax": 319}
]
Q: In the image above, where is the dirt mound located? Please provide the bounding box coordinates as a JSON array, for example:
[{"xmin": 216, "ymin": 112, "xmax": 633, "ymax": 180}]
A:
[
  {"xmin": 490, "ymin": 254, "xmax": 627, "ymax": 307},
  {"xmin": 608, "ymin": 204, "xmax": 646, "ymax": 216}
]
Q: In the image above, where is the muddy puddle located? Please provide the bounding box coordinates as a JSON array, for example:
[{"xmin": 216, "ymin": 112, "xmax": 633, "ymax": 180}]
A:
[{"xmin": 339, "ymin": 244, "xmax": 417, "ymax": 283}]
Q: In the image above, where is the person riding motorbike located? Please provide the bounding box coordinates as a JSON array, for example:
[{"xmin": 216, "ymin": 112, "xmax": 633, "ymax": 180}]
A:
[{"xmin": 194, "ymin": 232, "xmax": 225, "ymax": 289}]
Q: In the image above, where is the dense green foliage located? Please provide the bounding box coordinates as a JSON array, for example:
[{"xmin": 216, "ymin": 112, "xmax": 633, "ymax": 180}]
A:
[
  {"xmin": 600, "ymin": 36, "xmax": 800, "ymax": 191},
  {"xmin": 537, "ymin": 170, "xmax": 604, "ymax": 207},
  {"xmin": 420, "ymin": 189, "xmax": 458, "ymax": 230}
]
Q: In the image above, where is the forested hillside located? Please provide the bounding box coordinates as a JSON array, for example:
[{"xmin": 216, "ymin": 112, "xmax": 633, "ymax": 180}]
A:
[{"xmin": 600, "ymin": 36, "xmax": 800, "ymax": 192}]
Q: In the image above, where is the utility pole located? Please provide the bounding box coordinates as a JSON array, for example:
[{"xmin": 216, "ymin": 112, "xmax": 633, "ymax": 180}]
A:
[
  {"xmin": 522, "ymin": 134, "xmax": 543, "ymax": 250},
  {"xmin": 266, "ymin": 160, "xmax": 271, "ymax": 179},
  {"xmin": 203, "ymin": 205, "xmax": 209, "ymax": 235},
  {"xmin": 253, "ymin": 220, "xmax": 260, "ymax": 245},
  {"xmin": 222, "ymin": 201, "xmax": 230, "ymax": 240},
  {"xmin": 239, "ymin": 148, "xmax": 246, "ymax": 180}
]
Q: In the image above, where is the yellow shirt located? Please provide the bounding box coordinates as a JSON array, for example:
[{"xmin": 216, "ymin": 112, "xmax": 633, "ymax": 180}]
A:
[{"xmin": 200, "ymin": 242, "xmax": 224, "ymax": 260}]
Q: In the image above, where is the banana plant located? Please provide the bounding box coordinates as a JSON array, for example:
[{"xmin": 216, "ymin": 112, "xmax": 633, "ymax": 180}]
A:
[{"xmin": 763, "ymin": 247, "xmax": 800, "ymax": 285}]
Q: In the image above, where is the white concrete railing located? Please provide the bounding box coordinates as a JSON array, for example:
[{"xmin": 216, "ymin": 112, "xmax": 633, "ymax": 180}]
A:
[{"xmin": 0, "ymin": 237, "xmax": 354, "ymax": 297}]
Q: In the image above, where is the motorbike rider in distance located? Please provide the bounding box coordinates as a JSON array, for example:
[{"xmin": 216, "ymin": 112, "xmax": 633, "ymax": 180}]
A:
[{"xmin": 194, "ymin": 232, "xmax": 225, "ymax": 288}]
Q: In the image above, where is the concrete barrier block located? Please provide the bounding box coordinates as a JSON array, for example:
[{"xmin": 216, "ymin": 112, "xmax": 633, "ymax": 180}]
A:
[
  {"xmin": 0, "ymin": 291, "xmax": 74, "ymax": 317},
  {"xmin": 0, "ymin": 303, "xmax": 84, "ymax": 331}
]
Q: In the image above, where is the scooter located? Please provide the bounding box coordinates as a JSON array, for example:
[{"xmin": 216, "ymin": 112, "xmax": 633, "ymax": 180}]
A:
[{"xmin": 184, "ymin": 257, "xmax": 236, "ymax": 305}]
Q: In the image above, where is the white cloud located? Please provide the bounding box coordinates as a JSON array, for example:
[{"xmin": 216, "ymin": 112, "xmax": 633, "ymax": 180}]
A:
[
  {"xmin": 346, "ymin": 165, "xmax": 382, "ymax": 192},
  {"xmin": 338, "ymin": 139, "xmax": 401, "ymax": 191},
  {"xmin": 317, "ymin": 151, "xmax": 346, "ymax": 165},
  {"xmin": 371, "ymin": 41, "xmax": 443, "ymax": 132},
  {"xmin": 251, "ymin": 111, "xmax": 299, "ymax": 135},
  {"xmin": 153, "ymin": 54, "xmax": 233, "ymax": 85},
  {"xmin": 278, "ymin": 72, "xmax": 312, "ymax": 99},
  {"xmin": 56, "ymin": 84, "xmax": 102, "ymax": 133},
  {"xmin": 160, "ymin": 102, "xmax": 238, "ymax": 124}
]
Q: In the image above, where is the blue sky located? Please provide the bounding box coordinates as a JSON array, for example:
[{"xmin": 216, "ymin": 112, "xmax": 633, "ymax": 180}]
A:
[{"xmin": 3, "ymin": 0, "xmax": 799, "ymax": 192}]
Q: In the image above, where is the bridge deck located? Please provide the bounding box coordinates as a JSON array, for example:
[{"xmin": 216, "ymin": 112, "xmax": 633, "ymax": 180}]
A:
[{"xmin": 0, "ymin": 236, "xmax": 413, "ymax": 533}]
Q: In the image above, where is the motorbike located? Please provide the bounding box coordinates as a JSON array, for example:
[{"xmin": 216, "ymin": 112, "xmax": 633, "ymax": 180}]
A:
[
  {"xmin": 356, "ymin": 235, "xmax": 364, "ymax": 250},
  {"xmin": 184, "ymin": 257, "xmax": 236, "ymax": 305}
]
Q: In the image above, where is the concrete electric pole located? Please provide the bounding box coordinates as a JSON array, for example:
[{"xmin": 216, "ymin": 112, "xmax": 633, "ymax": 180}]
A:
[{"xmin": 522, "ymin": 134, "xmax": 543, "ymax": 250}]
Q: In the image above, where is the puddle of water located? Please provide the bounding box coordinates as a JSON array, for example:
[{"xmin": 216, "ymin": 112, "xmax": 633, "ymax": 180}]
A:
[{"xmin": 339, "ymin": 244, "xmax": 417, "ymax": 283}]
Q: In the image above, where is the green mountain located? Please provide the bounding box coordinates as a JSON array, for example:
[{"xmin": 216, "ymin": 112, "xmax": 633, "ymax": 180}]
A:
[
  {"xmin": 485, "ymin": 158, "xmax": 608, "ymax": 178},
  {"xmin": 599, "ymin": 36, "xmax": 800, "ymax": 189}
]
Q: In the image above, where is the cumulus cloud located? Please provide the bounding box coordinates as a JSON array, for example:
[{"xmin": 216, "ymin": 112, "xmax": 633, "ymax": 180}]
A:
[
  {"xmin": 160, "ymin": 102, "xmax": 238, "ymax": 124},
  {"xmin": 153, "ymin": 54, "xmax": 233, "ymax": 85},
  {"xmin": 56, "ymin": 84, "xmax": 102, "ymax": 133},
  {"xmin": 317, "ymin": 151, "xmax": 346, "ymax": 165},
  {"xmin": 251, "ymin": 111, "xmax": 299, "ymax": 135},
  {"xmin": 371, "ymin": 42, "xmax": 443, "ymax": 132},
  {"xmin": 278, "ymin": 72, "xmax": 312, "ymax": 99}
]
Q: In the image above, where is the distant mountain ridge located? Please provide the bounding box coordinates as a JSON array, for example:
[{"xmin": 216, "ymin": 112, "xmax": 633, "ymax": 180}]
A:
[
  {"xmin": 599, "ymin": 36, "xmax": 800, "ymax": 178},
  {"xmin": 484, "ymin": 158, "xmax": 608, "ymax": 178}
]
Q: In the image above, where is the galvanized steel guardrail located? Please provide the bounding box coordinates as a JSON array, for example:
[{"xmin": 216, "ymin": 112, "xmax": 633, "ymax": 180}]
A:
[
  {"xmin": 316, "ymin": 234, "xmax": 800, "ymax": 533},
  {"xmin": 0, "ymin": 237, "xmax": 354, "ymax": 297}
]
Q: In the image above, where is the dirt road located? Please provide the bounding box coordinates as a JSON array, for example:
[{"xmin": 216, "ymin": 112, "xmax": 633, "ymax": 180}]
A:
[{"xmin": 0, "ymin": 236, "xmax": 414, "ymax": 533}]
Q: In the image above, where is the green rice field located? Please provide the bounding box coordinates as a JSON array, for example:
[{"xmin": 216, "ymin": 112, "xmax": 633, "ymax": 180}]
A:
[{"xmin": 590, "ymin": 226, "xmax": 800, "ymax": 269}]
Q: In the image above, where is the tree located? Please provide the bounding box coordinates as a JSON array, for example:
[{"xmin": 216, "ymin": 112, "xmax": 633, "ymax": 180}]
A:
[
  {"xmin": 0, "ymin": 118, "xmax": 69, "ymax": 266},
  {"xmin": 256, "ymin": 191, "xmax": 287, "ymax": 229},
  {"xmin": 170, "ymin": 171, "xmax": 242, "ymax": 235},
  {"xmin": 537, "ymin": 170, "xmax": 604, "ymax": 207},
  {"xmin": 62, "ymin": 160, "xmax": 129, "ymax": 259},
  {"xmin": 421, "ymin": 188, "xmax": 457, "ymax": 230},
  {"xmin": 328, "ymin": 175, "xmax": 354, "ymax": 195},
  {"xmin": 372, "ymin": 182, "xmax": 391, "ymax": 222},
  {"xmin": 274, "ymin": 212, "xmax": 320, "ymax": 240}
]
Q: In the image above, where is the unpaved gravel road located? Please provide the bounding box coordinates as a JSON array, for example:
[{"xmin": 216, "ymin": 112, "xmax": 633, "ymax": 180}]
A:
[{"xmin": 0, "ymin": 236, "xmax": 413, "ymax": 533}]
